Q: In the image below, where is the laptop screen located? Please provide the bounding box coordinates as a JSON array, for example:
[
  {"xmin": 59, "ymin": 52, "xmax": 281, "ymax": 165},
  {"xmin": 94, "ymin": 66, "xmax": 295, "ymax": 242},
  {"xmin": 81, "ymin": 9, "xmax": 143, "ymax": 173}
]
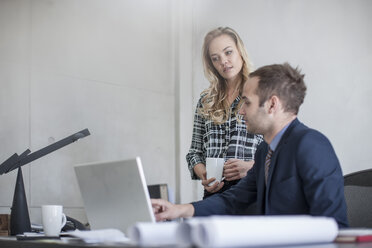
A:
[{"xmin": 74, "ymin": 157, "xmax": 155, "ymax": 234}]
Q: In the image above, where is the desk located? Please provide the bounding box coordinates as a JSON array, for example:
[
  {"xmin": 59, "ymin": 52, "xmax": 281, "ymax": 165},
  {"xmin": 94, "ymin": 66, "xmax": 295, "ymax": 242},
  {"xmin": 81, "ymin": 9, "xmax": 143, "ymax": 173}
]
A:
[
  {"xmin": 0, "ymin": 237, "xmax": 372, "ymax": 248},
  {"xmin": 0, "ymin": 237, "xmax": 137, "ymax": 248}
]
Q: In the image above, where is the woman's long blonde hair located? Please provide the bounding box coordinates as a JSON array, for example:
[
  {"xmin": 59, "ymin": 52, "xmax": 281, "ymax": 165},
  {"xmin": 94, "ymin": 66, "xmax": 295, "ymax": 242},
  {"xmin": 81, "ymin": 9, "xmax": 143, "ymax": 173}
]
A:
[{"xmin": 200, "ymin": 27, "xmax": 253, "ymax": 124}]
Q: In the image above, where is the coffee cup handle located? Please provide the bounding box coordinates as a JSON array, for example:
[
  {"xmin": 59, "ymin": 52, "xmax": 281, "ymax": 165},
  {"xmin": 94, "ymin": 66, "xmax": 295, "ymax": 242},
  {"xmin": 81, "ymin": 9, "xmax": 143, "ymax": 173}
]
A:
[{"xmin": 61, "ymin": 213, "xmax": 67, "ymax": 229}]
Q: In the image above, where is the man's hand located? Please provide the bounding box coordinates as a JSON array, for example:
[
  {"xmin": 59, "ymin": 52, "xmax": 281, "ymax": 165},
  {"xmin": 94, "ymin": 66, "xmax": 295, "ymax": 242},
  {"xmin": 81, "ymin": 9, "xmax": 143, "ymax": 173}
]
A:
[
  {"xmin": 151, "ymin": 199, "xmax": 194, "ymax": 222},
  {"xmin": 223, "ymin": 159, "xmax": 254, "ymax": 181}
]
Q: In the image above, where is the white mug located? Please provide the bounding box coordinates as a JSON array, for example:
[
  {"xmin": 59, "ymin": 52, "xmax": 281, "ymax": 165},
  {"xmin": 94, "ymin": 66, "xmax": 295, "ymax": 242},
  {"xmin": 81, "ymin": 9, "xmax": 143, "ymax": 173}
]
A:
[
  {"xmin": 206, "ymin": 158, "xmax": 225, "ymax": 186},
  {"xmin": 42, "ymin": 205, "xmax": 67, "ymax": 236}
]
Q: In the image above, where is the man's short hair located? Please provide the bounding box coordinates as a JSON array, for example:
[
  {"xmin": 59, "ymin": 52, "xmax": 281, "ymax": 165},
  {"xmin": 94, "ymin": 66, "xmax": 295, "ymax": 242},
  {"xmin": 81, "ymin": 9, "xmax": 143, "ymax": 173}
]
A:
[{"xmin": 250, "ymin": 63, "xmax": 306, "ymax": 115}]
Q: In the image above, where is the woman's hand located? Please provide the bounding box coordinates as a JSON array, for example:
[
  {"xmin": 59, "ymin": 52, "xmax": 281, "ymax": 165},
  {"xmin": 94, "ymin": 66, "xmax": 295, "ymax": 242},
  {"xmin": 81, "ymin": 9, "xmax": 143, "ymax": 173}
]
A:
[
  {"xmin": 223, "ymin": 159, "xmax": 254, "ymax": 181},
  {"xmin": 201, "ymin": 171, "xmax": 225, "ymax": 193},
  {"xmin": 194, "ymin": 163, "xmax": 224, "ymax": 193}
]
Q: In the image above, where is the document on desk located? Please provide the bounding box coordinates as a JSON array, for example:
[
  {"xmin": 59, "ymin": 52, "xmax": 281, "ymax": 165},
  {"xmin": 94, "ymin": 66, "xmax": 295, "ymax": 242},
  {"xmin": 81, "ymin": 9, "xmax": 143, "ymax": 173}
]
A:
[
  {"xmin": 128, "ymin": 222, "xmax": 179, "ymax": 246},
  {"xmin": 66, "ymin": 229, "xmax": 129, "ymax": 243},
  {"xmin": 336, "ymin": 228, "xmax": 372, "ymax": 243},
  {"xmin": 128, "ymin": 215, "xmax": 338, "ymax": 247},
  {"xmin": 190, "ymin": 215, "xmax": 338, "ymax": 247}
]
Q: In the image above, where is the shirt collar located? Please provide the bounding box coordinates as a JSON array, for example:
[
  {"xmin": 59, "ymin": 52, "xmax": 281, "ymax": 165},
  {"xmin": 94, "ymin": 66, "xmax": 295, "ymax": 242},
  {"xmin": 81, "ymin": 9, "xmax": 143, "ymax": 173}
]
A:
[
  {"xmin": 269, "ymin": 121, "xmax": 292, "ymax": 151},
  {"xmin": 232, "ymin": 95, "xmax": 241, "ymax": 107}
]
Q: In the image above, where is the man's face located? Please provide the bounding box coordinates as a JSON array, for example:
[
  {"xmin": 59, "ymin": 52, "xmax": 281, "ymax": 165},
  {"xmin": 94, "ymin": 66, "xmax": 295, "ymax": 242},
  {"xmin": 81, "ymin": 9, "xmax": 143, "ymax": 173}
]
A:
[{"xmin": 239, "ymin": 76, "xmax": 270, "ymax": 135}]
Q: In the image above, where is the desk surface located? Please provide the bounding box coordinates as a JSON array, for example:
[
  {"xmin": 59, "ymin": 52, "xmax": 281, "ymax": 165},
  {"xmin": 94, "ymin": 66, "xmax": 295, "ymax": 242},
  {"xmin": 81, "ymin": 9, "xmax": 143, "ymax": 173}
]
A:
[
  {"xmin": 1, "ymin": 237, "xmax": 372, "ymax": 248},
  {"xmin": 0, "ymin": 237, "xmax": 136, "ymax": 248}
]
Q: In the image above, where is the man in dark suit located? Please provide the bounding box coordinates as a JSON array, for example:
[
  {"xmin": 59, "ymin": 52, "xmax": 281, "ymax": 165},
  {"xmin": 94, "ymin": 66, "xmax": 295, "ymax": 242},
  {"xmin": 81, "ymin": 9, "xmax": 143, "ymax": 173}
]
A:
[{"xmin": 152, "ymin": 63, "xmax": 348, "ymax": 227}]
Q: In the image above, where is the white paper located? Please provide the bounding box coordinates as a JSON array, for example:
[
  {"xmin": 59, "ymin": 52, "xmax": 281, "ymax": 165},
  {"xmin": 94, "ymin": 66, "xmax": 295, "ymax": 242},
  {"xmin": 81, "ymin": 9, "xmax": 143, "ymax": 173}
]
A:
[
  {"xmin": 128, "ymin": 221, "xmax": 179, "ymax": 246},
  {"xmin": 66, "ymin": 229, "xmax": 129, "ymax": 243},
  {"xmin": 192, "ymin": 215, "xmax": 338, "ymax": 247},
  {"xmin": 127, "ymin": 215, "xmax": 338, "ymax": 247},
  {"xmin": 176, "ymin": 219, "xmax": 201, "ymax": 246}
]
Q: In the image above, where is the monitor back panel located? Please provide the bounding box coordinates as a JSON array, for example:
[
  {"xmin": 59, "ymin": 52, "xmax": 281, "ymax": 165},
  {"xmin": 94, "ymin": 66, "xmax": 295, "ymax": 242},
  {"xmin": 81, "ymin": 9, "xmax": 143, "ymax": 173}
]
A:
[{"xmin": 74, "ymin": 157, "xmax": 155, "ymax": 234}]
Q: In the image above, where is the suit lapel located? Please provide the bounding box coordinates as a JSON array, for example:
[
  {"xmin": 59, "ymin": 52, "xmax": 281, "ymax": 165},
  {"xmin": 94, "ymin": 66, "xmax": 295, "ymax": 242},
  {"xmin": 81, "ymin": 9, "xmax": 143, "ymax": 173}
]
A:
[{"xmin": 265, "ymin": 119, "xmax": 299, "ymax": 200}]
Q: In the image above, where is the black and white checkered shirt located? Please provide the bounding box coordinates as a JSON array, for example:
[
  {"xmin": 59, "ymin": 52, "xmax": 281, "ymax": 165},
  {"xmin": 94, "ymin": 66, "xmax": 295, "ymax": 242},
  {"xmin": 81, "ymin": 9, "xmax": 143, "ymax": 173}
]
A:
[{"xmin": 186, "ymin": 95, "xmax": 263, "ymax": 180}]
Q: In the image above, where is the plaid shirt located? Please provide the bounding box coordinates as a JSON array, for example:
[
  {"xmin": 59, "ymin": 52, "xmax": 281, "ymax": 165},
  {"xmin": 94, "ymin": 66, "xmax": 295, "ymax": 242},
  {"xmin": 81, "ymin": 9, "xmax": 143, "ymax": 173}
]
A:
[{"xmin": 186, "ymin": 96, "xmax": 263, "ymax": 179}]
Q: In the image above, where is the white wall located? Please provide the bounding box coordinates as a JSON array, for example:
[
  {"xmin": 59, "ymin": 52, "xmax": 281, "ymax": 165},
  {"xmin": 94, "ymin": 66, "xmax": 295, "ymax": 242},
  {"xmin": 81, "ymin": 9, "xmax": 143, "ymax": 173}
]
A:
[
  {"xmin": 0, "ymin": 0, "xmax": 176, "ymax": 223},
  {"xmin": 1, "ymin": 0, "xmax": 371, "ymax": 222},
  {"xmin": 179, "ymin": 0, "xmax": 372, "ymax": 202}
]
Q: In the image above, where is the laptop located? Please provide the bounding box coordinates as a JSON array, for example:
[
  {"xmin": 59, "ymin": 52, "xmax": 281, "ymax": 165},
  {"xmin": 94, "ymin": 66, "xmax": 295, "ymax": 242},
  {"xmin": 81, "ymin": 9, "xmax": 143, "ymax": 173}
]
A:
[{"xmin": 74, "ymin": 157, "xmax": 155, "ymax": 234}]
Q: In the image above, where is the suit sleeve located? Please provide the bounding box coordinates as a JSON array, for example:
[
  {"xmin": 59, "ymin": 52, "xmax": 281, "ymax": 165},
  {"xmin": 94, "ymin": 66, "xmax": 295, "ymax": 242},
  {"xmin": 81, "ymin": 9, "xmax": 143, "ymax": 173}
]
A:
[{"xmin": 296, "ymin": 130, "xmax": 348, "ymax": 227}]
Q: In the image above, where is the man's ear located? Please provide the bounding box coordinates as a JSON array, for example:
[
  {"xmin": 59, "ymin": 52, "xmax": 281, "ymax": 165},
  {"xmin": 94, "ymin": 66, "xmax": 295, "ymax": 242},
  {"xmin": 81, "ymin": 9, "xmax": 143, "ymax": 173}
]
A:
[{"xmin": 267, "ymin": 95, "xmax": 281, "ymax": 114}]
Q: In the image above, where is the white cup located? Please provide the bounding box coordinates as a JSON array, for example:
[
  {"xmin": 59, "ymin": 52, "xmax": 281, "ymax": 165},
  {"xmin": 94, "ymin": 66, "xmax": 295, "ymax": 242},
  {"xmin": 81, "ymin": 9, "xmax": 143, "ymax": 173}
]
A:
[
  {"xmin": 206, "ymin": 158, "xmax": 225, "ymax": 186},
  {"xmin": 42, "ymin": 205, "xmax": 67, "ymax": 236}
]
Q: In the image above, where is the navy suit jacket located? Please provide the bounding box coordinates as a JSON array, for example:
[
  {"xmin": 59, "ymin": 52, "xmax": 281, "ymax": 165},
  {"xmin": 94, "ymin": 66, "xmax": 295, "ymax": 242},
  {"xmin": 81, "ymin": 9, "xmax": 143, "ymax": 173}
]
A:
[{"xmin": 192, "ymin": 118, "xmax": 348, "ymax": 227}]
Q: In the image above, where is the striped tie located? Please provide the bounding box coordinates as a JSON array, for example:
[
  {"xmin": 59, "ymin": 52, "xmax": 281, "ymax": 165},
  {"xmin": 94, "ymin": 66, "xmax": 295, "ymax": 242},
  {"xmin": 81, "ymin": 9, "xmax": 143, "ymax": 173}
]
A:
[{"xmin": 265, "ymin": 148, "xmax": 273, "ymax": 185}]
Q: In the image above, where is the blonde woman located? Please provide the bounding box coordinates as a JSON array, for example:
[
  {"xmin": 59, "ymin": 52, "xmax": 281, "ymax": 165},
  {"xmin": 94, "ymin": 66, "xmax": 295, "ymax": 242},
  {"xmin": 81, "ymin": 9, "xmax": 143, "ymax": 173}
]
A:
[{"xmin": 186, "ymin": 27, "xmax": 263, "ymax": 199}]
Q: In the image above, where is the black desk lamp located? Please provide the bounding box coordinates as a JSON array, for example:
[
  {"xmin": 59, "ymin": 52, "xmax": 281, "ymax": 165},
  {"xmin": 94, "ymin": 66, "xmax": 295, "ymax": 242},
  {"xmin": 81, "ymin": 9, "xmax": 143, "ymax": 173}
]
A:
[{"xmin": 0, "ymin": 128, "xmax": 90, "ymax": 235}]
